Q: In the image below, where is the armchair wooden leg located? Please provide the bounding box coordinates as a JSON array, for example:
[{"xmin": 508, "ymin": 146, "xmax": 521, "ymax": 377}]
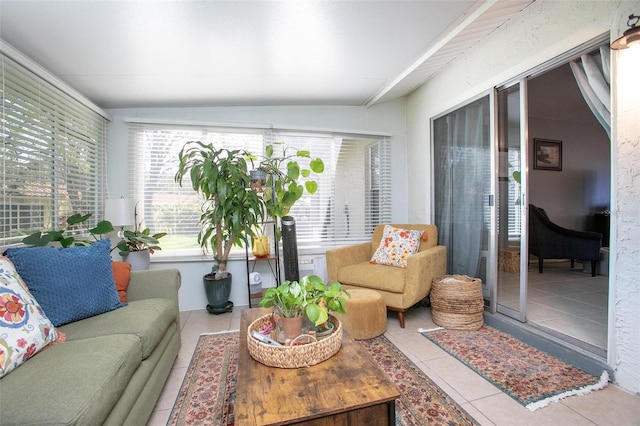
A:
[
  {"xmin": 538, "ymin": 257, "xmax": 544, "ymax": 273},
  {"xmin": 591, "ymin": 260, "xmax": 597, "ymax": 277},
  {"xmin": 387, "ymin": 307, "xmax": 406, "ymax": 328}
]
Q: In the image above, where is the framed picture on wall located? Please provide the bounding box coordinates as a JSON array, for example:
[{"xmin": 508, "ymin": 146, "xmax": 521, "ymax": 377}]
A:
[{"xmin": 534, "ymin": 138, "xmax": 562, "ymax": 171}]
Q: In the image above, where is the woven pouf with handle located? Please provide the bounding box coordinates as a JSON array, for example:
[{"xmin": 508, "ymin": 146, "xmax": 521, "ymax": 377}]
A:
[{"xmin": 430, "ymin": 275, "xmax": 484, "ymax": 330}]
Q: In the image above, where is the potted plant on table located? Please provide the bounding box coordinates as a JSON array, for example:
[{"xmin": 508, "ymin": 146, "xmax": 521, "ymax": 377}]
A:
[
  {"xmin": 175, "ymin": 141, "xmax": 265, "ymax": 314},
  {"xmin": 115, "ymin": 227, "xmax": 167, "ymax": 271},
  {"xmin": 258, "ymin": 275, "xmax": 349, "ymax": 340}
]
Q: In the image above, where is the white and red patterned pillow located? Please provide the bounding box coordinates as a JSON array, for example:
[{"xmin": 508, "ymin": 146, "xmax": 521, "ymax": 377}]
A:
[
  {"xmin": 0, "ymin": 256, "xmax": 59, "ymax": 378},
  {"xmin": 370, "ymin": 225, "xmax": 424, "ymax": 268}
]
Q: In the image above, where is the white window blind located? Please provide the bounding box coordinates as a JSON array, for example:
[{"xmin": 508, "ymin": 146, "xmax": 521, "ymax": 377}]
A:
[
  {"xmin": 273, "ymin": 131, "xmax": 392, "ymax": 245},
  {"xmin": 128, "ymin": 122, "xmax": 391, "ymax": 255},
  {"xmin": 127, "ymin": 123, "xmax": 265, "ymax": 252},
  {"xmin": 1, "ymin": 55, "xmax": 107, "ymax": 246}
]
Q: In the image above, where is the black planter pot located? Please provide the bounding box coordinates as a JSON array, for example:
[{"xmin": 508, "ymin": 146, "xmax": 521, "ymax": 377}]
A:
[{"xmin": 204, "ymin": 272, "xmax": 234, "ymax": 314}]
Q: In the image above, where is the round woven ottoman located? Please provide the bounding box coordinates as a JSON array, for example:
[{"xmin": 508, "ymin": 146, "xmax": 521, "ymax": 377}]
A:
[{"xmin": 334, "ymin": 289, "xmax": 386, "ymax": 340}]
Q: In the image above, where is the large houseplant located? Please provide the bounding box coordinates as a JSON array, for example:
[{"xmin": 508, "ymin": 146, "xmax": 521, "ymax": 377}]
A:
[
  {"xmin": 175, "ymin": 141, "xmax": 265, "ymax": 312},
  {"xmin": 247, "ymin": 143, "xmax": 325, "ymax": 265}
]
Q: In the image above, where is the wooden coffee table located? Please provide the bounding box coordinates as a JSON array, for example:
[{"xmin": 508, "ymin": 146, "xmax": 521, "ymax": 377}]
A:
[{"xmin": 235, "ymin": 308, "xmax": 400, "ymax": 426}]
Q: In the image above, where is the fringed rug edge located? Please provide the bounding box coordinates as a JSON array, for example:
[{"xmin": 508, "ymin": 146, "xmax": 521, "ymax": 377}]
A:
[
  {"xmin": 420, "ymin": 327, "xmax": 609, "ymax": 411},
  {"xmin": 525, "ymin": 370, "xmax": 610, "ymax": 411}
]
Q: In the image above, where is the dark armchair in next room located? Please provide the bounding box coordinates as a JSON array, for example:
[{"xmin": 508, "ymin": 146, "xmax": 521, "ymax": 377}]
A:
[{"xmin": 528, "ymin": 204, "xmax": 603, "ymax": 277}]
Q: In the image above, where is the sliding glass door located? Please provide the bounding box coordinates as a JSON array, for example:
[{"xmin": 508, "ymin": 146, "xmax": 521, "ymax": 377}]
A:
[
  {"xmin": 433, "ymin": 95, "xmax": 492, "ymax": 297},
  {"xmin": 495, "ymin": 80, "xmax": 528, "ymax": 321}
]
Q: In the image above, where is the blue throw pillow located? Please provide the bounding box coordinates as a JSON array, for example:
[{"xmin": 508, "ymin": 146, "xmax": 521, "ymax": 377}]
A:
[{"xmin": 6, "ymin": 239, "xmax": 125, "ymax": 326}]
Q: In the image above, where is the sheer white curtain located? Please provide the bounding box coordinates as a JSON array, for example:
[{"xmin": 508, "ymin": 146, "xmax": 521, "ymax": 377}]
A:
[
  {"xmin": 570, "ymin": 46, "xmax": 611, "ymax": 138},
  {"xmin": 434, "ymin": 96, "xmax": 490, "ymax": 277}
]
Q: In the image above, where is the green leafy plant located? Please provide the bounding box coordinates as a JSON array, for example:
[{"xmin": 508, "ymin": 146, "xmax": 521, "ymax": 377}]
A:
[
  {"xmin": 21, "ymin": 213, "xmax": 114, "ymax": 248},
  {"xmin": 509, "ymin": 161, "xmax": 522, "ymax": 205},
  {"xmin": 175, "ymin": 141, "xmax": 265, "ymax": 279},
  {"xmin": 115, "ymin": 228, "xmax": 167, "ymax": 256},
  {"xmin": 253, "ymin": 143, "xmax": 325, "ymax": 220},
  {"xmin": 258, "ymin": 275, "xmax": 349, "ymax": 326}
]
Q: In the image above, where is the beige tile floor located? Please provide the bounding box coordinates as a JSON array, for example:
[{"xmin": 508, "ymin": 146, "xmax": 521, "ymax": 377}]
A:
[
  {"xmin": 148, "ymin": 305, "xmax": 640, "ymax": 426},
  {"xmin": 498, "ymin": 260, "xmax": 609, "ymax": 354}
]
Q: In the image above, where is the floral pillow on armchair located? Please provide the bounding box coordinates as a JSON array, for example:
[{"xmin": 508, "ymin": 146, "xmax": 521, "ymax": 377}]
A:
[{"xmin": 370, "ymin": 225, "xmax": 424, "ymax": 268}]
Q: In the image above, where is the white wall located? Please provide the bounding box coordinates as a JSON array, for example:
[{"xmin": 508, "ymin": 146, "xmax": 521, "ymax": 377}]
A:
[
  {"xmin": 406, "ymin": 0, "xmax": 640, "ymax": 395},
  {"xmin": 105, "ymin": 101, "xmax": 408, "ymax": 312}
]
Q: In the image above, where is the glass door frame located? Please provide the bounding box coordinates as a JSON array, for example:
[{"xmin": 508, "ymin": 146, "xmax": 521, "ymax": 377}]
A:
[{"xmin": 493, "ymin": 78, "xmax": 529, "ymax": 322}]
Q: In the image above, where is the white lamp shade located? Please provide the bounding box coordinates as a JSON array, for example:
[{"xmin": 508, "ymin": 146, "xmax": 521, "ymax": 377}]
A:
[{"xmin": 104, "ymin": 198, "xmax": 136, "ymax": 227}]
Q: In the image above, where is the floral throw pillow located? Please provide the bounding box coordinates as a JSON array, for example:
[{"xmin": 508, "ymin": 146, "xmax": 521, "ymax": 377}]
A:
[
  {"xmin": 0, "ymin": 256, "xmax": 59, "ymax": 378},
  {"xmin": 370, "ymin": 225, "xmax": 424, "ymax": 268}
]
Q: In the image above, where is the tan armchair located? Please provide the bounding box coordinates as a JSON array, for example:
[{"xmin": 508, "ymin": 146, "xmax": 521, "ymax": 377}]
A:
[{"xmin": 326, "ymin": 224, "xmax": 446, "ymax": 328}]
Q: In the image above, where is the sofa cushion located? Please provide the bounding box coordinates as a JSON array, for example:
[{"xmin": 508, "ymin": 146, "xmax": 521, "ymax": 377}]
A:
[
  {"xmin": 370, "ymin": 225, "xmax": 424, "ymax": 268},
  {"xmin": 338, "ymin": 262, "xmax": 406, "ymax": 293},
  {"xmin": 0, "ymin": 334, "xmax": 142, "ymax": 425},
  {"xmin": 59, "ymin": 298, "xmax": 177, "ymax": 359},
  {"xmin": 0, "ymin": 256, "xmax": 59, "ymax": 378},
  {"xmin": 5, "ymin": 239, "xmax": 125, "ymax": 326}
]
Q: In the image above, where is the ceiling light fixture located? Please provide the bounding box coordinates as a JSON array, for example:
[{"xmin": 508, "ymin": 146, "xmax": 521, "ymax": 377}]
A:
[{"xmin": 611, "ymin": 14, "xmax": 640, "ymax": 50}]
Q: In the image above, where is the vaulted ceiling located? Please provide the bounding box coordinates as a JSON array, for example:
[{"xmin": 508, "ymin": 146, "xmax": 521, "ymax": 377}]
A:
[{"xmin": 0, "ymin": 0, "xmax": 535, "ymax": 109}]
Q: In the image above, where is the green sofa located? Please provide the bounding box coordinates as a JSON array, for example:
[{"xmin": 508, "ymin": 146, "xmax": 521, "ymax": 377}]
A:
[{"xmin": 0, "ymin": 268, "xmax": 181, "ymax": 425}]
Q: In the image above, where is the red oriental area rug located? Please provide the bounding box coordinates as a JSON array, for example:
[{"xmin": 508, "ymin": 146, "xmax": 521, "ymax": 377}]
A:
[
  {"xmin": 168, "ymin": 331, "xmax": 478, "ymax": 426},
  {"xmin": 422, "ymin": 325, "xmax": 609, "ymax": 411}
]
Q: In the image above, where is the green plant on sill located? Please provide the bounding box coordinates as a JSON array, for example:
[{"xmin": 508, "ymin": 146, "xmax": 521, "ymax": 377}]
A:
[
  {"xmin": 258, "ymin": 275, "xmax": 349, "ymax": 327},
  {"xmin": 21, "ymin": 213, "xmax": 114, "ymax": 248},
  {"xmin": 115, "ymin": 228, "xmax": 167, "ymax": 256}
]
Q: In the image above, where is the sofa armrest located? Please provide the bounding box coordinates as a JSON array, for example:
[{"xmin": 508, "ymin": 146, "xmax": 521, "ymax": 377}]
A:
[
  {"xmin": 325, "ymin": 242, "xmax": 371, "ymax": 282},
  {"xmin": 127, "ymin": 269, "xmax": 181, "ymax": 320},
  {"xmin": 404, "ymin": 245, "xmax": 447, "ymax": 305}
]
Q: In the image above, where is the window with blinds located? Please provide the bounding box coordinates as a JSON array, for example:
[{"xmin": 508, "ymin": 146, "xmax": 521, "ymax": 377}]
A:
[
  {"xmin": 0, "ymin": 54, "xmax": 108, "ymax": 246},
  {"xmin": 127, "ymin": 123, "xmax": 266, "ymax": 252},
  {"xmin": 127, "ymin": 122, "xmax": 391, "ymax": 255}
]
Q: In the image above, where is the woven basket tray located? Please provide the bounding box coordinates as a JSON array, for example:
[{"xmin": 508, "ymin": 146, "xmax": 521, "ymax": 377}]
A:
[
  {"xmin": 247, "ymin": 314, "xmax": 343, "ymax": 368},
  {"xmin": 431, "ymin": 275, "xmax": 484, "ymax": 331}
]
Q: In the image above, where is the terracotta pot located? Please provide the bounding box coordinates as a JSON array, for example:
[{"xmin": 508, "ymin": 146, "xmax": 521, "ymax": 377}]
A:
[
  {"xmin": 279, "ymin": 315, "xmax": 303, "ymax": 340},
  {"xmin": 252, "ymin": 235, "xmax": 270, "ymax": 258}
]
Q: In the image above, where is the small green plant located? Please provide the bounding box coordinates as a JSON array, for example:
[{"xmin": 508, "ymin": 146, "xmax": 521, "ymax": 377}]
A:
[
  {"xmin": 259, "ymin": 275, "xmax": 349, "ymax": 326},
  {"xmin": 115, "ymin": 228, "xmax": 167, "ymax": 256},
  {"xmin": 21, "ymin": 213, "xmax": 114, "ymax": 248}
]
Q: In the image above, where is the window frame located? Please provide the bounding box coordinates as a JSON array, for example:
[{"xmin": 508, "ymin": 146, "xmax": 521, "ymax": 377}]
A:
[{"xmin": 126, "ymin": 120, "xmax": 392, "ymax": 258}]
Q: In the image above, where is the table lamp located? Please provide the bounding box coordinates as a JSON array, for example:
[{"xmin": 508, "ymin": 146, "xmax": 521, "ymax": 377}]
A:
[{"xmin": 104, "ymin": 197, "xmax": 135, "ymax": 237}]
